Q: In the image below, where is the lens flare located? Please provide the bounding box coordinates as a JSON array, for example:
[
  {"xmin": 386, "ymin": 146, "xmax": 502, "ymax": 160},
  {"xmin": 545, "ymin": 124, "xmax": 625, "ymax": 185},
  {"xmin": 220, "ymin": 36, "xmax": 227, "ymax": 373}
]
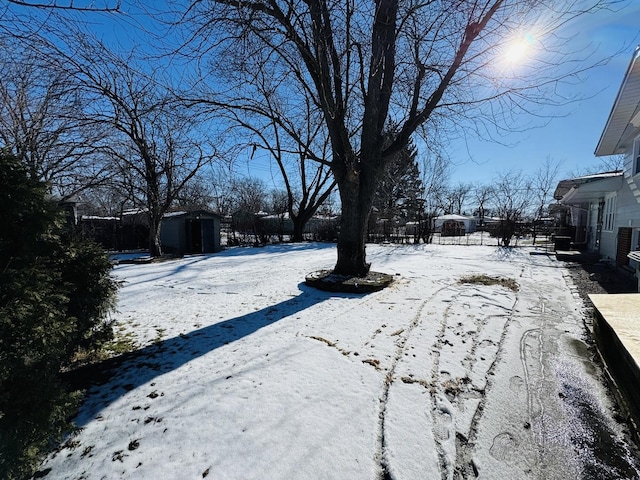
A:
[{"xmin": 503, "ymin": 32, "xmax": 536, "ymax": 65}]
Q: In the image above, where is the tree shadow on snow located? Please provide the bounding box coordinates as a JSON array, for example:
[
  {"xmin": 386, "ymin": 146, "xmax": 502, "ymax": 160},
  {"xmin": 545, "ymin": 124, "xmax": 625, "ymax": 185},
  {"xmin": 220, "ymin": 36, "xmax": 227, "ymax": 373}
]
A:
[
  {"xmin": 114, "ymin": 242, "xmax": 336, "ymax": 289},
  {"xmin": 63, "ymin": 282, "xmax": 343, "ymax": 426}
]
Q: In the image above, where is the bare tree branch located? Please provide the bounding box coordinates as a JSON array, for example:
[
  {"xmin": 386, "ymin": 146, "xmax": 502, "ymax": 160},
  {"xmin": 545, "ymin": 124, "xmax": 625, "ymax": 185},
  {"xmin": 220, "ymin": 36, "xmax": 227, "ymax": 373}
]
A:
[{"xmin": 6, "ymin": 0, "xmax": 121, "ymax": 12}]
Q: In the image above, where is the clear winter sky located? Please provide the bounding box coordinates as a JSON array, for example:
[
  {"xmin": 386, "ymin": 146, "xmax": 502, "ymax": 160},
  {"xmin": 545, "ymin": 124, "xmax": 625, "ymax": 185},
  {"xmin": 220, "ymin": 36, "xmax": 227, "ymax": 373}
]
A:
[
  {"xmin": 227, "ymin": 2, "xmax": 640, "ymax": 188},
  {"xmin": 14, "ymin": 1, "xmax": 640, "ymax": 189},
  {"xmin": 446, "ymin": 2, "xmax": 640, "ymax": 186}
]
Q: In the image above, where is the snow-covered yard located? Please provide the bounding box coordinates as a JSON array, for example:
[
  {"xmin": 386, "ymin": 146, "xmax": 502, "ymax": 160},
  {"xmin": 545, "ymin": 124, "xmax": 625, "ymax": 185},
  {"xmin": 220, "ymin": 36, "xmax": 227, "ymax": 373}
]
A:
[{"xmin": 40, "ymin": 243, "xmax": 639, "ymax": 479}]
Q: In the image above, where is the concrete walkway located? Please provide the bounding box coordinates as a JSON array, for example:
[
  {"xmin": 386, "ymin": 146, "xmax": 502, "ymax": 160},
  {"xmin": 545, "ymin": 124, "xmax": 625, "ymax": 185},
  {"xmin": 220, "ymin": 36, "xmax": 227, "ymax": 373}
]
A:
[{"xmin": 590, "ymin": 293, "xmax": 640, "ymax": 439}]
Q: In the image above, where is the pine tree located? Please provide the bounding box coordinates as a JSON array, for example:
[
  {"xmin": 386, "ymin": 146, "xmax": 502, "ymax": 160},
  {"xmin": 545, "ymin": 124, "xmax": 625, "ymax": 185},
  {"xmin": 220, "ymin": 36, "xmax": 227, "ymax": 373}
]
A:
[
  {"xmin": 0, "ymin": 151, "xmax": 118, "ymax": 479},
  {"xmin": 372, "ymin": 138, "xmax": 424, "ymax": 240}
]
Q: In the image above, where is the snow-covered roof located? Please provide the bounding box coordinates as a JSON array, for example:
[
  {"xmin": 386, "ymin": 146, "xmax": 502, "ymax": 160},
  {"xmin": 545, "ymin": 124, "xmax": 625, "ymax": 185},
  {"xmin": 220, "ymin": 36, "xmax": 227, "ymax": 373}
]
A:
[
  {"xmin": 261, "ymin": 213, "xmax": 290, "ymax": 220},
  {"xmin": 81, "ymin": 215, "xmax": 120, "ymax": 221},
  {"xmin": 162, "ymin": 210, "xmax": 222, "ymax": 219},
  {"xmin": 435, "ymin": 214, "xmax": 474, "ymax": 221},
  {"xmin": 122, "ymin": 208, "xmax": 147, "ymax": 216},
  {"xmin": 163, "ymin": 211, "xmax": 188, "ymax": 218}
]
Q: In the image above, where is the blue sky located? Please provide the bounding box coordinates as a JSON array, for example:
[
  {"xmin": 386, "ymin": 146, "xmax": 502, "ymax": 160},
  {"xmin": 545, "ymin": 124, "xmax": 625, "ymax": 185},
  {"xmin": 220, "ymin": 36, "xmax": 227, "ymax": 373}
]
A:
[
  {"xmin": 445, "ymin": 2, "xmax": 640, "ymax": 185},
  {"xmin": 227, "ymin": 1, "xmax": 640, "ymax": 188},
  {"xmin": 12, "ymin": 1, "xmax": 640, "ymax": 189}
]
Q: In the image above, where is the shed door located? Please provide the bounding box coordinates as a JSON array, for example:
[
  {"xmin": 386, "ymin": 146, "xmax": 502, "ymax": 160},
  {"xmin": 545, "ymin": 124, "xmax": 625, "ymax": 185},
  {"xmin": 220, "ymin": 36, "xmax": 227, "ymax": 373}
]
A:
[
  {"xmin": 201, "ymin": 219, "xmax": 216, "ymax": 253},
  {"xmin": 188, "ymin": 220, "xmax": 203, "ymax": 254}
]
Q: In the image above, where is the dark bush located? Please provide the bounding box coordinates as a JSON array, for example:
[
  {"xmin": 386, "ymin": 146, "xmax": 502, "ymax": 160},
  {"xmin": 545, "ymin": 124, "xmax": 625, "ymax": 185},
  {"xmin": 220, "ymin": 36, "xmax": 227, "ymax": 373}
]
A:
[{"xmin": 0, "ymin": 152, "xmax": 118, "ymax": 479}]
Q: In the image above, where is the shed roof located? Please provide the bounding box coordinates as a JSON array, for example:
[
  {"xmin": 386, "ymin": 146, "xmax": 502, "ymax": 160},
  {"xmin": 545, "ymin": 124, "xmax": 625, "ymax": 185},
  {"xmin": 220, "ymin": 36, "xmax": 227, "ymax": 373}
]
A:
[
  {"xmin": 435, "ymin": 214, "xmax": 474, "ymax": 221},
  {"xmin": 162, "ymin": 210, "xmax": 222, "ymax": 220},
  {"xmin": 595, "ymin": 46, "xmax": 640, "ymax": 156}
]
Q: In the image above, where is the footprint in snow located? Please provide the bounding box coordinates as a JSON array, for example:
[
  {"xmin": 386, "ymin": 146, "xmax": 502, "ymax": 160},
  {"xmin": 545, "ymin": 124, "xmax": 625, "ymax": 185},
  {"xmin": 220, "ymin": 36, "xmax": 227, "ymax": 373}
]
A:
[{"xmin": 489, "ymin": 432, "xmax": 518, "ymax": 462}]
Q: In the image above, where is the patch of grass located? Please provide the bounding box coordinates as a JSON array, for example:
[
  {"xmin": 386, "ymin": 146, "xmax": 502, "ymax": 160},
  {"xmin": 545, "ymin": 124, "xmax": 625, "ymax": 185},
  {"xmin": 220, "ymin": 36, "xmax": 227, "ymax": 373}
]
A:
[
  {"xmin": 308, "ymin": 335, "xmax": 336, "ymax": 347},
  {"xmin": 152, "ymin": 327, "xmax": 166, "ymax": 344},
  {"xmin": 98, "ymin": 323, "xmax": 138, "ymax": 356},
  {"xmin": 401, "ymin": 376, "xmax": 430, "ymax": 389},
  {"xmin": 67, "ymin": 324, "xmax": 138, "ymax": 370},
  {"xmin": 104, "ymin": 330, "xmax": 138, "ymax": 356},
  {"xmin": 459, "ymin": 274, "xmax": 519, "ymax": 292},
  {"xmin": 307, "ymin": 335, "xmax": 351, "ymax": 356},
  {"xmin": 362, "ymin": 358, "xmax": 381, "ymax": 370}
]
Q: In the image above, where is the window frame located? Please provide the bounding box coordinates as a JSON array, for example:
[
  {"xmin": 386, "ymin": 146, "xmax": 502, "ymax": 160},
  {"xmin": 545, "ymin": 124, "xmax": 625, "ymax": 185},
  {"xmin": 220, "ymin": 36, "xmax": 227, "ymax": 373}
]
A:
[
  {"xmin": 603, "ymin": 192, "xmax": 617, "ymax": 232},
  {"xmin": 634, "ymin": 136, "xmax": 640, "ymax": 176}
]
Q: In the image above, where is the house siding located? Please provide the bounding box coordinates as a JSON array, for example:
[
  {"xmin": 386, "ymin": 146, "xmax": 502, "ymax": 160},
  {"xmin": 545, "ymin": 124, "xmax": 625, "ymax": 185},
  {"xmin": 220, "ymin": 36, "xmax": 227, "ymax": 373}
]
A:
[
  {"xmin": 598, "ymin": 148, "xmax": 640, "ymax": 266},
  {"xmin": 600, "ymin": 231, "xmax": 618, "ymax": 261},
  {"xmin": 590, "ymin": 47, "xmax": 640, "ymax": 280}
]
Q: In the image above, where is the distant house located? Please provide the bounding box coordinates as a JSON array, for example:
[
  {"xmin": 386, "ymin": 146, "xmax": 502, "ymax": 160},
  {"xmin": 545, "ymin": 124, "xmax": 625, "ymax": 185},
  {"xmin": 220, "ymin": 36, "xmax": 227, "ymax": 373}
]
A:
[
  {"xmin": 160, "ymin": 210, "xmax": 222, "ymax": 255},
  {"xmin": 555, "ymin": 46, "xmax": 640, "ymax": 271}
]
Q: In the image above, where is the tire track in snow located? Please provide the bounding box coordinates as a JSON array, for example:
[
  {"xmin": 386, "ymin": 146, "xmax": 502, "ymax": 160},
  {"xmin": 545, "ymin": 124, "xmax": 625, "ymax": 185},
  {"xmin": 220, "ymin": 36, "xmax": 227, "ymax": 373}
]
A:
[
  {"xmin": 371, "ymin": 273, "xmax": 521, "ymax": 480},
  {"xmin": 452, "ymin": 290, "xmax": 520, "ymax": 479},
  {"xmin": 519, "ymin": 327, "xmax": 545, "ymax": 475},
  {"xmin": 373, "ymin": 282, "xmax": 459, "ymax": 480},
  {"xmin": 415, "ymin": 272, "xmax": 521, "ymax": 480},
  {"xmin": 447, "ymin": 266, "xmax": 524, "ymax": 479}
]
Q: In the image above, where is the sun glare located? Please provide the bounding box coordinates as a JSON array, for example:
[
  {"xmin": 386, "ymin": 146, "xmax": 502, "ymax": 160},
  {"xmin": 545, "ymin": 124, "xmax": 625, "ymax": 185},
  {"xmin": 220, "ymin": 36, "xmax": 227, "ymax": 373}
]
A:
[{"xmin": 503, "ymin": 32, "xmax": 536, "ymax": 66}]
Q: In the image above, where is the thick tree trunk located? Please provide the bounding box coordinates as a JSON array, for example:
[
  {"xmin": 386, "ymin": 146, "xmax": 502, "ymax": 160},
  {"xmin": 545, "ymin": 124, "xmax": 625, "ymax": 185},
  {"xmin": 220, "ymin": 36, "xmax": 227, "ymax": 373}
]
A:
[
  {"xmin": 333, "ymin": 169, "xmax": 379, "ymax": 276},
  {"xmin": 149, "ymin": 218, "xmax": 162, "ymax": 257},
  {"xmin": 292, "ymin": 218, "xmax": 306, "ymax": 242},
  {"xmin": 291, "ymin": 209, "xmax": 316, "ymax": 242}
]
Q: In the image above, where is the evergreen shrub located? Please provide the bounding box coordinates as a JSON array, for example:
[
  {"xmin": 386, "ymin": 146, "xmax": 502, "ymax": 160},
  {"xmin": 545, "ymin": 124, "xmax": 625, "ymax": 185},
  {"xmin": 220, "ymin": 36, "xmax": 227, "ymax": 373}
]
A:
[{"xmin": 0, "ymin": 152, "xmax": 118, "ymax": 479}]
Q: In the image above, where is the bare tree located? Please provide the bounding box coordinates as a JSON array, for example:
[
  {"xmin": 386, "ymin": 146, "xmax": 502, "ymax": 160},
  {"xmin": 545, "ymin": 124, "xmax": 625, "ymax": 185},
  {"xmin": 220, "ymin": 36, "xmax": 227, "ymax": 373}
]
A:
[
  {"xmin": 178, "ymin": 0, "xmax": 620, "ymax": 276},
  {"xmin": 173, "ymin": 174, "xmax": 217, "ymax": 211},
  {"xmin": 531, "ymin": 156, "xmax": 561, "ymax": 243},
  {"xmin": 5, "ymin": 1, "xmax": 120, "ymax": 11},
  {"xmin": 598, "ymin": 154, "xmax": 626, "ymax": 172},
  {"xmin": 490, "ymin": 171, "xmax": 532, "ymax": 247},
  {"xmin": 42, "ymin": 34, "xmax": 215, "ymax": 256},
  {"xmin": 216, "ymin": 90, "xmax": 336, "ymax": 242},
  {"xmin": 570, "ymin": 154, "xmax": 625, "ymax": 177},
  {"xmin": 269, "ymin": 189, "xmax": 290, "ymax": 241},
  {"xmin": 0, "ymin": 0, "xmax": 122, "ymax": 40},
  {"xmin": 417, "ymin": 150, "xmax": 449, "ymax": 244},
  {"xmin": 207, "ymin": 167, "xmax": 238, "ymax": 217},
  {"xmin": 442, "ymin": 182, "xmax": 473, "ymax": 215},
  {"xmin": 230, "ymin": 177, "xmax": 268, "ymax": 244},
  {"xmin": 232, "ymin": 177, "xmax": 268, "ymax": 214},
  {"xmin": 0, "ymin": 41, "xmax": 109, "ymax": 198},
  {"xmin": 472, "ymin": 183, "xmax": 493, "ymax": 230}
]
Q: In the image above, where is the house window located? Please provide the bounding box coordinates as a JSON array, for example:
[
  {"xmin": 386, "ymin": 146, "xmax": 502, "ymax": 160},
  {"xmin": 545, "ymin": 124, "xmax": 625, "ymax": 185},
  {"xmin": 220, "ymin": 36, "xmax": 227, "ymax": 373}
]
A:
[{"xmin": 603, "ymin": 193, "xmax": 616, "ymax": 232}]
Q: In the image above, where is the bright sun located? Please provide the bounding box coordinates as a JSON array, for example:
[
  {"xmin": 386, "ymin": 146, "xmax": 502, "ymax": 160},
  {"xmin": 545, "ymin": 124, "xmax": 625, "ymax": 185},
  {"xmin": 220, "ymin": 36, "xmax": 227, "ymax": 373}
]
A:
[{"xmin": 503, "ymin": 32, "xmax": 536, "ymax": 65}]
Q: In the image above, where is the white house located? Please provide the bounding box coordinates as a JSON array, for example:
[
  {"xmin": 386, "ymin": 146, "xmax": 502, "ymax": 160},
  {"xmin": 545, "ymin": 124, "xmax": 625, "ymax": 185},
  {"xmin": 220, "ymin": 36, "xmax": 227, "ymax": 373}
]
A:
[
  {"xmin": 553, "ymin": 171, "xmax": 624, "ymax": 253},
  {"xmin": 556, "ymin": 46, "xmax": 640, "ymax": 272}
]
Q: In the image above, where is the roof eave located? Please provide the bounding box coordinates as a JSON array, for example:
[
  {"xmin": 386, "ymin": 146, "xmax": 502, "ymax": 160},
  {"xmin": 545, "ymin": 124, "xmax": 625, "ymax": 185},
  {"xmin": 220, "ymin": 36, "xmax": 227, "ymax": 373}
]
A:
[{"xmin": 595, "ymin": 46, "xmax": 640, "ymax": 157}]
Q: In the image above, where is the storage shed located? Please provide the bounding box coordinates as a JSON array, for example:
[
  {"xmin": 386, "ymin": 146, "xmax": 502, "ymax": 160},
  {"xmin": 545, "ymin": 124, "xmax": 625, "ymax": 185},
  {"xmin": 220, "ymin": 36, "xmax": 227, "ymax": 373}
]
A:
[
  {"xmin": 434, "ymin": 214, "xmax": 477, "ymax": 234},
  {"xmin": 160, "ymin": 210, "xmax": 222, "ymax": 255}
]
